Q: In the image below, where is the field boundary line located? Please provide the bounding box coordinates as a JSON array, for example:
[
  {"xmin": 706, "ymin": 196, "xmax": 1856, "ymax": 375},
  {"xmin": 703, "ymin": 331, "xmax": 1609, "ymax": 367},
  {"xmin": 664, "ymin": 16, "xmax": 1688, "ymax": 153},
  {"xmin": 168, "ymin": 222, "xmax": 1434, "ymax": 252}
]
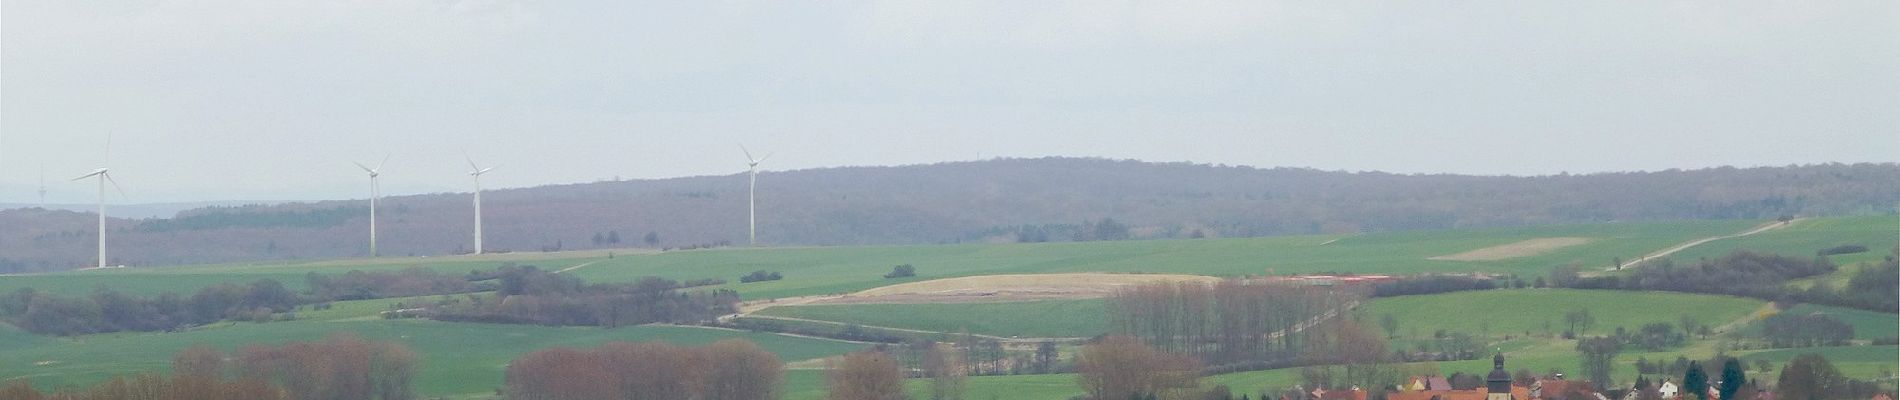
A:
[{"xmin": 552, "ymin": 260, "xmax": 602, "ymax": 274}]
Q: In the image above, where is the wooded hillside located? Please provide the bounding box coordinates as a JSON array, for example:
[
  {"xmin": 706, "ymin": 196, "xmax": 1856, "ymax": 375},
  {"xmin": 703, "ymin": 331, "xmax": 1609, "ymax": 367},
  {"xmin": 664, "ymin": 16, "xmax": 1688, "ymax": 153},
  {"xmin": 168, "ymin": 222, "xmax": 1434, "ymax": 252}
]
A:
[{"xmin": 2, "ymin": 158, "xmax": 1896, "ymax": 271}]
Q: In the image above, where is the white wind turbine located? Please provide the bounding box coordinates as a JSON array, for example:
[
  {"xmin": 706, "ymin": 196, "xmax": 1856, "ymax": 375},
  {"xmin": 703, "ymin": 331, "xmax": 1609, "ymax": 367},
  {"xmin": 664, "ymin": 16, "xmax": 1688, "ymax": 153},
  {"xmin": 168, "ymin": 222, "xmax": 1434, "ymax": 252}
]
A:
[
  {"xmin": 466, "ymin": 155, "xmax": 497, "ymax": 255},
  {"xmin": 742, "ymin": 145, "xmax": 772, "ymax": 246},
  {"xmin": 38, "ymin": 163, "xmax": 48, "ymax": 208},
  {"xmin": 353, "ymin": 156, "xmax": 389, "ymax": 257},
  {"xmin": 71, "ymin": 137, "xmax": 125, "ymax": 269}
]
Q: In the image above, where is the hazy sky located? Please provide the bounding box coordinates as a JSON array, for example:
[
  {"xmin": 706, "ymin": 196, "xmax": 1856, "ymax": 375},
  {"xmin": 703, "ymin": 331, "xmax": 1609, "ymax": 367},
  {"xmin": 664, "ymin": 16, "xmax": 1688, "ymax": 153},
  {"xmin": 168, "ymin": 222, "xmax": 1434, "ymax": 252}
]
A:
[{"xmin": 3, "ymin": 1, "xmax": 1896, "ymax": 203}]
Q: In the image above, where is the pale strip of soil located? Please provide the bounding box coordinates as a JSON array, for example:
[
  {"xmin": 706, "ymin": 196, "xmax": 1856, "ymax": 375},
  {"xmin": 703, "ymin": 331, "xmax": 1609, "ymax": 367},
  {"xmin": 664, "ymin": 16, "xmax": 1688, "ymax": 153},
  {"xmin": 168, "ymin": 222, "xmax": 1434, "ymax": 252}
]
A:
[{"xmin": 1428, "ymin": 237, "xmax": 1593, "ymax": 261}]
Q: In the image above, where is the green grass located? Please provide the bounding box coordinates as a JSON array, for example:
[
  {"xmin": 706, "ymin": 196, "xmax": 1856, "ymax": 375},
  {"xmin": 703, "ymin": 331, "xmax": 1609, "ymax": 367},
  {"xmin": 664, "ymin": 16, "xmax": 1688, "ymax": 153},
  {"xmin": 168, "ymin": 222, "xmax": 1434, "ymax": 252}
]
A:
[
  {"xmin": 0, "ymin": 320, "xmax": 865, "ymax": 398},
  {"xmin": 4, "ymin": 218, "xmax": 1762, "ymax": 301},
  {"xmin": 729, "ymin": 316, "xmax": 947, "ymax": 343},
  {"xmin": 7, "ymin": 216, "xmax": 1880, "ymax": 399},
  {"xmin": 1668, "ymin": 216, "xmax": 1899, "ymax": 267},
  {"xmin": 1359, "ymin": 289, "xmax": 1767, "ymax": 339},
  {"xmin": 1742, "ymin": 304, "xmax": 1899, "ymax": 341},
  {"xmin": 1737, "ymin": 346, "xmax": 1900, "ymax": 381},
  {"xmin": 0, "ymin": 257, "xmax": 590, "ymax": 297},
  {"xmin": 756, "ymin": 300, "xmax": 1109, "ymax": 338},
  {"xmin": 569, "ymin": 219, "xmax": 1759, "ymax": 300}
]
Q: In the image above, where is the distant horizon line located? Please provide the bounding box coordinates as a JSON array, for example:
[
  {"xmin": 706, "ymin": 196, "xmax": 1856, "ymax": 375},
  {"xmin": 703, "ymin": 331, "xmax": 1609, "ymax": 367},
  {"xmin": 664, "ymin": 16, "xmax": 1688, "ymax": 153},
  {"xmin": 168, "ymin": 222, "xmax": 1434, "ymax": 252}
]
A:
[{"xmin": 4, "ymin": 156, "xmax": 1894, "ymax": 208}]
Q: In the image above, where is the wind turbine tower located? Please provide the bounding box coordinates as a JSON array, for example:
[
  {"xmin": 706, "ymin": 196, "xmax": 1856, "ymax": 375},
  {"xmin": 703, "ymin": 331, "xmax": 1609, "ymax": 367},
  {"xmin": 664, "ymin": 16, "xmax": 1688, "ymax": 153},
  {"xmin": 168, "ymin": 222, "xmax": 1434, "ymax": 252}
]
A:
[
  {"xmin": 354, "ymin": 156, "xmax": 388, "ymax": 257},
  {"xmin": 38, "ymin": 164, "xmax": 47, "ymax": 208},
  {"xmin": 466, "ymin": 156, "xmax": 496, "ymax": 255},
  {"xmin": 72, "ymin": 168, "xmax": 122, "ymax": 268},
  {"xmin": 742, "ymin": 145, "xmax": 772, "ymax": 246}
]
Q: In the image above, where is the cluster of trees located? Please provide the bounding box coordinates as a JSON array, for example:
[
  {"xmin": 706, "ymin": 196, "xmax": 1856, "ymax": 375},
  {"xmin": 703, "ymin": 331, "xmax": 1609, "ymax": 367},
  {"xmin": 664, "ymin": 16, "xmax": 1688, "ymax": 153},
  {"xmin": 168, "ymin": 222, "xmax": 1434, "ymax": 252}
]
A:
[
  {"xmin": 1774, "ymin": 353, "xmax": 1890, "ymax": 400},
  {"xmin": 227, "ymin": 334, "xmax": 418, "ymax": 400},
  {"xmin": 1563, "ymin": 249, "xmax": 1900, "ymax": 313},
  {"xmin": 428, "ymin": 267, "xmax": 739, "ymax": 327},
  {"xmin": 1074, "ymin": 336, "xmax": 1203, "ymax": 400},
  {"xmin": 0, "ymin": 280, "xmax": 300, "ymax": 336},
  {"xmin": 1615, "ymin": 323, "xmax": 1689, "ymax": 351},
  {"xmin": 1108, "ymin": 280, "xmax": 1357, "ymax": 366},
  {"xmin": 823, "ymin": 341, "xmax": 989, "ymax": 400},
  {"xmin": 1562, "ymin": 251, "xmax": 1836, "ymax": 299},
  {"xmin": 883, "ymin": 264, "xmax": 916, "ymax": 279},
  {"xmin": 1369, "ymin": 275, "xmax": 1499, "ymax": 297},
  {"xmin": 503, "ymin": 340, "xmax": 781, "ymax": 400},
  {"xmin": 1758, "ymin": 313, "xmax": 1855, "ymax": 347},
  {"xmin": 741, "ymin": 270, "xmax": 784, "ymax": 283},
  {"xmin": 305, "ymin": 267, "xmax": 474, "ymax": 301}
]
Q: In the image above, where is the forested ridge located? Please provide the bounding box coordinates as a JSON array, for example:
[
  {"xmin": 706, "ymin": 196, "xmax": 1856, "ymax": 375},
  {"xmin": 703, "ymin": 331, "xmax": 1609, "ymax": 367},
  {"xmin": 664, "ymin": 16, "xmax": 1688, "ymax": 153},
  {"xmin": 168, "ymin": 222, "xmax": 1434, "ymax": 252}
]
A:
[{"xmin": 2, "ymin": 158, "xmax": 1896, "ymax": 271}]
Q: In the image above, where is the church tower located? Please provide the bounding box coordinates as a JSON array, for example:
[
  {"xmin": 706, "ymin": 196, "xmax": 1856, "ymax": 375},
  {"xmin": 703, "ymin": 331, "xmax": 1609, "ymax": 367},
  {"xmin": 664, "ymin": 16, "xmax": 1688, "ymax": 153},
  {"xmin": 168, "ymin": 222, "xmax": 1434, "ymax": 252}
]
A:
[{"xmin": 1486, "ymin": 353, "xmax": 1514, "ymax": 400}]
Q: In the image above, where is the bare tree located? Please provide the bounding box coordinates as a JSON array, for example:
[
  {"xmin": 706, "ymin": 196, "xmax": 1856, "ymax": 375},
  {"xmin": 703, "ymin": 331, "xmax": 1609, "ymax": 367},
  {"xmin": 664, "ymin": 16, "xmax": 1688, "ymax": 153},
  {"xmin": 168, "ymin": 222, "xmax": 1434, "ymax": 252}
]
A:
[
  {"xmin": 1074, "ymin": 335, "xmax": 1201, "ymax": 400},
  {"xmin": 827, "ymin": 351, "xmax": 906, "ymax": 400}
]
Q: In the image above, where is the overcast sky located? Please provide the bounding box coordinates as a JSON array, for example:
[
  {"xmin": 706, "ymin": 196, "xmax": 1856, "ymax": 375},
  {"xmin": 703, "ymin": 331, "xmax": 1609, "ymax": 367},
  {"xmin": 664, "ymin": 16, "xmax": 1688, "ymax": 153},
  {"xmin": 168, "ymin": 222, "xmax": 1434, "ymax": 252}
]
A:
[{"xmin": 3, "ymin": 1, "xmax": 1896, "ymax": 204}]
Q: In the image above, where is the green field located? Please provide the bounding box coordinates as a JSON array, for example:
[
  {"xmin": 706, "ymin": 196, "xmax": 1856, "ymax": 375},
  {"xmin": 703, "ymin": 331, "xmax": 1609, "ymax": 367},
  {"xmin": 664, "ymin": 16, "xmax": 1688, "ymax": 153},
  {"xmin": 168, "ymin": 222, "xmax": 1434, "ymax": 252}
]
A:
[
  {"xmin": 0, "ymin": 256, "xmax": 593, "ymax": 297},
  {"xmin": 1359, "ymin": 289, "xmax": 1767, "ymax": 339},
  {"xmin": 1742, "ymin": 304, "xmax": 1900, "ymax": 341},
  {"xmin": 1668, "ymin": 216, "xmax": 1898, "ymax": 267},
  {"xmin": 0, "ymin": 320, "xmax": 865, "ymax": 398},
  {"xmin": 757, "ymin": 300, "xmax": 1108, "ymax": 338},
  {"xmin": 1738, "ymin": 346, "xmax": 1900, "ymax": 381},
  {"xmin": 568, "ymin": 219, "xmax": 1759, "ymax": 300},
  {"xmin": 8, "ymin": 216, "xmax": 1894, "ymax": 399},
  {"xmin": 4, "ymin": 219, "xmax": 1757, "ymax": 301}
]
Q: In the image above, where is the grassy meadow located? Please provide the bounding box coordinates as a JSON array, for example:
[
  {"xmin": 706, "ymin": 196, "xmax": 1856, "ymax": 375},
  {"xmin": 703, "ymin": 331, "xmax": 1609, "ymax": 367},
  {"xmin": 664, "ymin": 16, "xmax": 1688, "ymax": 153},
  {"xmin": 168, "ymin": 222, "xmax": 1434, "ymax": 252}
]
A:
[
  {"xmin": 4, "ymin": 216, "xmax": 1896, "ymax": 398},
  {"xmin": 1741, "ymin": 304, "xmax": 1900, "ymax": 341},
  {"xmin": 1668, "ymin": 216, "xmax": 1898, "ymax": 267},
  {"xmin": 4, "ymin": 219, "xmax": 1756, "ymax": 300},
  {"xmin": 1358, "ymin": 289, "xmax": 1768, "ymax": 339},
  {"xmin": 756, "ymin": 299, "xmax": 1108, "ymax": 338},
  {"xmin": 0, "ymin": 319, "xmax": 865, "ymax": 399}
]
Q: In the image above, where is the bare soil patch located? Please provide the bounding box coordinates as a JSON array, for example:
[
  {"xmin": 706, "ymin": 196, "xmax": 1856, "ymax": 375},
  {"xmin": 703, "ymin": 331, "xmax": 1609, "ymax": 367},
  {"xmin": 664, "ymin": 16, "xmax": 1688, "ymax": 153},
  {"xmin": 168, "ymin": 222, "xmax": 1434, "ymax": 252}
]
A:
[
  {"xmin": 816, "ymin": 273, "xmax": 1219, "ymax": 304},
  {"xmin": 1429, "ymin": 237, "xmax": 1593, "ymax": 261}
]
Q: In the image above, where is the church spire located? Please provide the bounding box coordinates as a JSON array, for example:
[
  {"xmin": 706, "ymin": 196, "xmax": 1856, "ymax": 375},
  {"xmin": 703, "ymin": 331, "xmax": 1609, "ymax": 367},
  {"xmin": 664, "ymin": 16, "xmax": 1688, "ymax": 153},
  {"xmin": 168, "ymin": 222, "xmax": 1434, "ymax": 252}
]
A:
[{"xmin": 1486, "ymin": 353, "xmax": 1514, "ymax": 400}]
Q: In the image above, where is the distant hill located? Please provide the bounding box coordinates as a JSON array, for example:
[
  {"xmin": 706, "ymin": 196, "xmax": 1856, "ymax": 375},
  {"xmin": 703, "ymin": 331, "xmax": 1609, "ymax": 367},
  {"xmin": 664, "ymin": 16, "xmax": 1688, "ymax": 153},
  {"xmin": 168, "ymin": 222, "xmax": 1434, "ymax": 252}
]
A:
[
  {"xmin": 2, "ymin": 158, "xmax": 1896, "ymax": 272},
  {"xmin": 0, "ymin": 200, "xmax": 296, "ymax": 219}
]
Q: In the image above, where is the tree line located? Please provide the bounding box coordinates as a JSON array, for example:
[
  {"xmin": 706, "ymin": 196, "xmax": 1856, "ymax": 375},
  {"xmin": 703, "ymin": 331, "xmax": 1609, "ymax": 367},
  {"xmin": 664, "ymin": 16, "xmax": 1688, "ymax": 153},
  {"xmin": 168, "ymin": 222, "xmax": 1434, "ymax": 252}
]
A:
[
  {"xmin": 305, "ymin": 267, "xmax": 476, "ymax": 301},
  {"xmin": 425, "ymin": 265, "xmax": 739, "ymax": 327},
  {"xmin": 1758, "ymin": 313, "xmax": 1855, "ymax": 348},
  {"xmin": 0, "ymin": 333, "xmax": 415, "ymax": 400},
  {"xmin": 1107, "ymin": 280, "xmax": 1360, "ymax": 367},
  {"xmin": 0, "ymin": 280, "xmax": 300, "ymax": 335},
  {"xmin": 1559, "ymin": 248, "xmax": 1899, "ymax": 313},
  {"xmin": 1, "ymin": 264, "xmax": 736, "ymax": 336}
]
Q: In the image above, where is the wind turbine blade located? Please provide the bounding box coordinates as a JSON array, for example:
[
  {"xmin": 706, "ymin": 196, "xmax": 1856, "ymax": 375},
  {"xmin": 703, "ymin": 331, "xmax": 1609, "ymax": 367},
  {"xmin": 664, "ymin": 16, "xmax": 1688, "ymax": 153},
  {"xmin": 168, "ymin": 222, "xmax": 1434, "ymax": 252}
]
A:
[
  {"xmin": 71, "ymin": 170, "xmax": 106, "ymax": 181},
  {"xmin": 354, "ymin": 161, "xmax": 375, "ymax": 173},
  {"xmin": 464, "ymin": 152, "xmax": 481, "ymax": 172},
  {"xmin": 757, "ymin": 152, "xmax": 774, "ymax": 164},
  {"xmin": 103, "ymin": 133, "xmax": 113, "ymax": 166},
  {"xmin": 105, "ymin": 173, "xmax": 127, "ymax": 199},
  {"xmin": 740, "ymin": 144, "xmax": 755, "ymax": 162},
  {"xmin": 377, "ymin": 154, "xmax": 390, "ymax": 171}
]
